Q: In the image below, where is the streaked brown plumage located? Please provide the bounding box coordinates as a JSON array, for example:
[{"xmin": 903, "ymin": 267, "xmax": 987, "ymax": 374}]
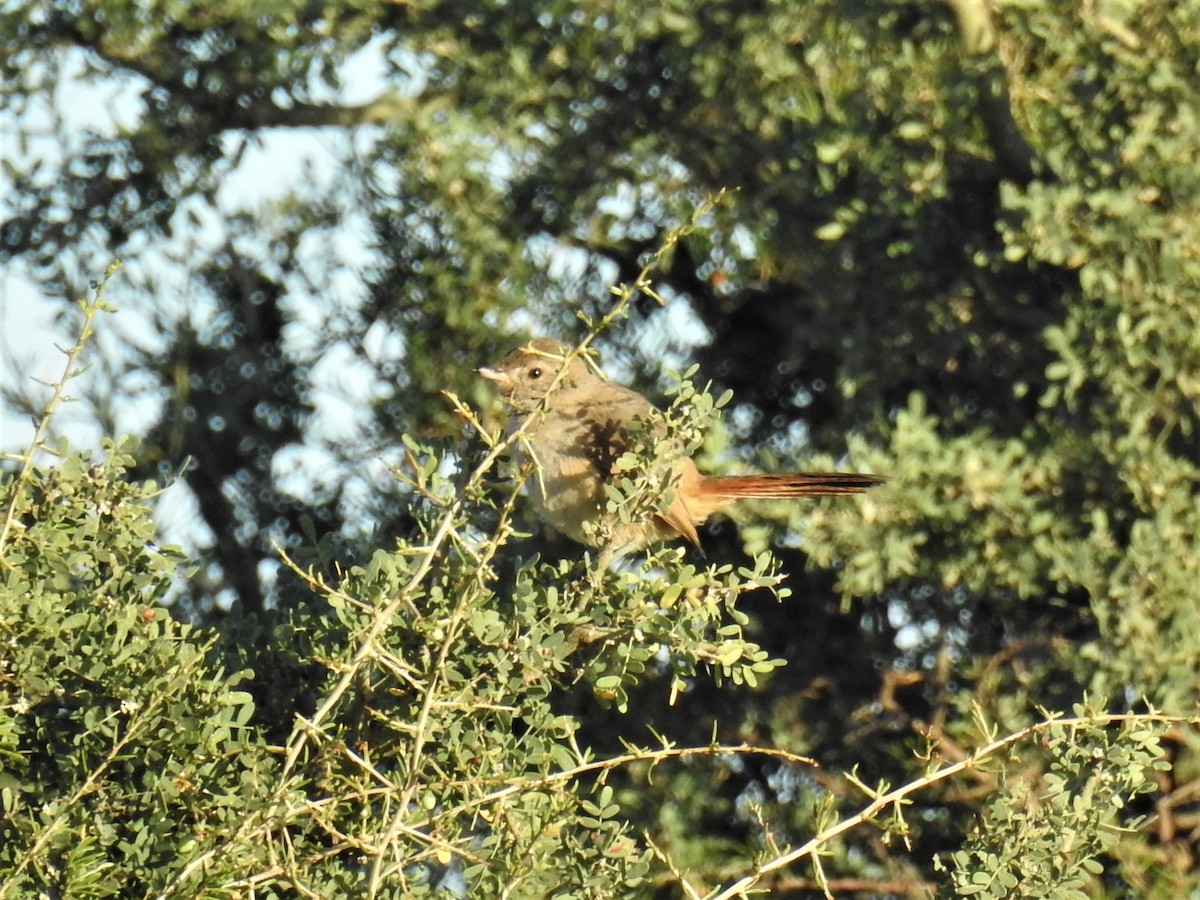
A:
[{"xmin": 478, "ymin": 338, "xmax": 884, "ymax": 553}]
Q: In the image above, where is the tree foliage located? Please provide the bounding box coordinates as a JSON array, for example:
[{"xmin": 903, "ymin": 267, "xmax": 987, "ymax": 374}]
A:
[
  {"xmin": 0, "ymin": 289, "xmax": 1177, "ymax": 897},
  {"xmin": 3, "ymin": 0, "xmax": 1200, "ymax": 895}
]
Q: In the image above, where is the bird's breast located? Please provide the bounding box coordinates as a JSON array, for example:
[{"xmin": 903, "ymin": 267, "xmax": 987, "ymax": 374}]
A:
[{"xmin": 520, "ymin": 409, "xmax": 612, "ymax": 546}]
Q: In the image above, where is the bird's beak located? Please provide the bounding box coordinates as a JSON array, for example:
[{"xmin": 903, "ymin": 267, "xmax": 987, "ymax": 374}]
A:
[{"xmin": 476, "ymin": 367, "xmax": 515, "ymax": 400}]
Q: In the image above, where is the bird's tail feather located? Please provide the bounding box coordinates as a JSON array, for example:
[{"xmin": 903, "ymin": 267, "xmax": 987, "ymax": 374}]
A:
[{"xmin": 696, "ymin": 472, "xmax": 885, "ymax": 500}]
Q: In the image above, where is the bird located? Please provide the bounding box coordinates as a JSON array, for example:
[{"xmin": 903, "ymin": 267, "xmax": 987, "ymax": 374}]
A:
[{"xmin": 477, "ymin": 338, "xmax": 884, "ymax": 554}]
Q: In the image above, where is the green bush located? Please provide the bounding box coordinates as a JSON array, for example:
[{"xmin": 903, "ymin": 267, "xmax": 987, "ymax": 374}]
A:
[{"xmin": 0, "ymin": 265, "xmax": 1184, "ymax": 898}]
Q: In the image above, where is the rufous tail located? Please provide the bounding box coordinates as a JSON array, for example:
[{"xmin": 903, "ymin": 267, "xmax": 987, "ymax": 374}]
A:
[{"xmin": 696, "ymin": 472, "xmax": 885, "ymax": 500}]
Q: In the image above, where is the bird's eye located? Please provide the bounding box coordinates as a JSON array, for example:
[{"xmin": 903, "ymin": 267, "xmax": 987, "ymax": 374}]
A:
[{"xmin": 528, "ymin": 367, "xmax": 543, "ymax": 379}]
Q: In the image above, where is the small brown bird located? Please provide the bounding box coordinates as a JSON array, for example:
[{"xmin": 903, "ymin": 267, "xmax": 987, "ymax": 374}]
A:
[{"xmin": 478, "ymin": 338, "xmax": 884, "ymax": 554}]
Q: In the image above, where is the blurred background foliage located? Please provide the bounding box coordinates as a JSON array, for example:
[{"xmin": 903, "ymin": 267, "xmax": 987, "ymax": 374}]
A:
[{"xmin": 3, "ymin": 0, "xmax": 1199, "ymax": 894}]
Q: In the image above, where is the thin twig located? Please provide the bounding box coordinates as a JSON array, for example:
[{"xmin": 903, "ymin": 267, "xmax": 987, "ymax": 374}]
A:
[
  {"xmin": 0, "ymin": 262, "xmax": 120, "ymax": 562},
  {"xmin": 707, "ymin": 712, "xmax": 1194, "ymax": 900}
]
